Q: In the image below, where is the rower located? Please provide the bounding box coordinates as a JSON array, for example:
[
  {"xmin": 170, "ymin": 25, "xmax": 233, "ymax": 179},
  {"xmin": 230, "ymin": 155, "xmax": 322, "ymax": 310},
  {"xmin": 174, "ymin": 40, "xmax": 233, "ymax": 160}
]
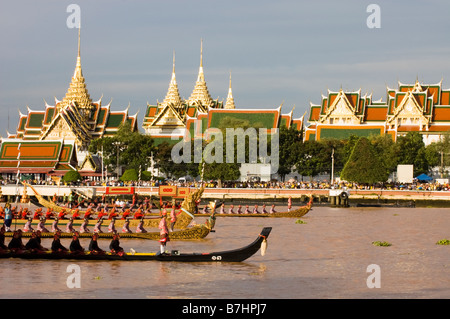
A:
[
  {"xmin": 23, "ymin": 217, "xmax": 34, "ymax": 232},
  {"xmin": 0, "ymin": 226, "xmax": 7, "ymax": 252},
  {"xmin": 37, "ymin": 217, "xmax": 49, "ymax": 233},
  {"xmin": 79, "ymin": 218, "xmax": 90, "ymax": 233},
  {"xmin": 72, "ymin": 209, "xmax": 81, "ymax": 220},
  {"xmin": 244, "ymin": 205, "xmax": 251, "ymax": 214},
  {"xmin": 262, "ymin": 204, "xmax": 268, "ymax": 214},
  {"xmin": 253, "ymin": 205, "xmax": 260, "ymax": 214},
  {"xmin": 69, "ymin": 231, "xmax": 84, "ymax": 254},
  {"xmin": 65, "ymin": 217, "xmax": 75, "ymax": 233},
  {"xmin": 270, "ymin": 204, "xmax": 276, "ymax": 213},
  {"xmin": 51, "ymin": 231, "xmax": 68, "ymax": 253},
  {"xmin": 51, "ymin": 217, "xmax": 61, "ymax": 233},
  {"xmin": 45, "ymin": 208, "xmax": 54, "ymax": 219},
  {"xmin": 237, "ymin": 205, "xmax": 242, "ymax": 214},
  {"xmin": 108, "ymin": 217, "xmax": 116, "ymax": 233},
  {"xmin": 109, "ymin": 233, "xmax": 124, "ymax": 256},
  {"xmin": 25, "ymin": 231, "xmax": 46, "ymax": 253},
  {"xmin": 58, "ymin": 209, "xmax": 67, "ymax": 220},
  {"xmin": 122, "ymin": 218, "xmax": 132, "ymax": 233},
  {"xmin": 122, "ymin": 208, "xmax": 131, "ymax": 220},
  {"xmin": 88, "ymin": 232, "xmax": 104, "ymax": 254},
  {"xmin": 228, "ymin": 205, "xmax": 235, "ymax": 214},
  {"xmin": 93, "ymin": 218, "xmax": 103, "ymax": 233},
  {"xmin": 84, "ymin": 208, "xmax": 93, "ymax": 220},
  {"xmin": 33, "ymin": 208, "xmax": 42, "ymax": 220},
  {"xmin": 136, "ymin": 218, "xmax": 147, "ymax": 233},
  {"xmin": 8, "ymin": 230, "xmax": 26, "ymax": 253},
  {"xmin": 21, "ymin": 208, "xmax": 29, "ymax": 219}
]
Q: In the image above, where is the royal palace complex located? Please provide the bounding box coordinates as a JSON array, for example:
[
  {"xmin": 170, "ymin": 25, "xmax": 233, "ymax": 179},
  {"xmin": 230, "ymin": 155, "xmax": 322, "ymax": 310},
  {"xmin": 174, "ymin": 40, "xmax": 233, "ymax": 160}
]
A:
[{"xmin": 2, "ymin": 29, "xmax": 450, "ymax": 181}]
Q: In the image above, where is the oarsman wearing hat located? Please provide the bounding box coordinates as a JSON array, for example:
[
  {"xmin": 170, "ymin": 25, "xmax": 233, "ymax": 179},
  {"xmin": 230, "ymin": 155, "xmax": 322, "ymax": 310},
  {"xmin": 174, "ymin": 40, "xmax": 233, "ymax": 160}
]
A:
[
  {"xmin": 88, "ymin": 233, "xmax": 104, "ymax": 254},
  {"xmin": 80, "ymin": 218, "xmax": 90, "ymax": 233},
  {"xmin": 109, "ymin": 233, "xmax": 124, "ymax": 256},
  {"xmin": 25, "ymin": 231, "xmax": 46, "ymax": 253},
  {"xmin": 8, "ymin": 230, "xmax": 25, "ymax": 253},
  {"xmin": 51, "ymin": 231, "xmax": 68, "ymax": 253},
  {"xmin": 69, "ymin": 231, "xmax": 84, "ymax": 254}
]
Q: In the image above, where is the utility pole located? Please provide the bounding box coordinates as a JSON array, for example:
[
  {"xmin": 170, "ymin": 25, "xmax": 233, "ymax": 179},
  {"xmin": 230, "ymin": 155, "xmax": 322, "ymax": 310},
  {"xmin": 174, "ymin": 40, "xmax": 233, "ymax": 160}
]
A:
[{"xmin": 331, "ymin": 147, "xmax": 335, "ymax": 186}]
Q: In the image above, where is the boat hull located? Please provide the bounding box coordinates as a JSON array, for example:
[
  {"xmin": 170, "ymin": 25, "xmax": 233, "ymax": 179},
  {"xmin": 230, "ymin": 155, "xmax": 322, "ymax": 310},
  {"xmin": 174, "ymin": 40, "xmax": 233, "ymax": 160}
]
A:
[{"xmin": 0, "ymin": 227, "xmax": 272, "ymax": 262}]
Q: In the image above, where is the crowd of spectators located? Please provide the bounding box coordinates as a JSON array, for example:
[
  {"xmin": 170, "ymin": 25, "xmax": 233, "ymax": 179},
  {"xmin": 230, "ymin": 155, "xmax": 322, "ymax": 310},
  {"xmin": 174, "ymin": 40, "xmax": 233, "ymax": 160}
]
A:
[{"xmin": 2, "ymin": 178, "xmax": 450, "ymax": 192}]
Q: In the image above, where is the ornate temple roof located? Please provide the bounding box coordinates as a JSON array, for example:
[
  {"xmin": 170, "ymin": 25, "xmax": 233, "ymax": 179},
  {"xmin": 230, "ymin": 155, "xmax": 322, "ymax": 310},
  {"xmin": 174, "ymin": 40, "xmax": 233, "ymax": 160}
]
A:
[
  {"xmin": 9, "ymin": 25, "xmax": 138, "ymax": 151},
  {"xmin": 187, "ymin": 39, "xmax": 214, "ymax": 110}
]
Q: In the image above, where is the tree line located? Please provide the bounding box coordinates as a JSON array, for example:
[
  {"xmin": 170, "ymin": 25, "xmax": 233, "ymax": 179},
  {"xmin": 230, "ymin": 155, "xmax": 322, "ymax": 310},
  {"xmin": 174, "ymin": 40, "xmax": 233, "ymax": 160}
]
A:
[{"xmin": 79, "ymin": 121, "xmax": 450, "ymax": 185}]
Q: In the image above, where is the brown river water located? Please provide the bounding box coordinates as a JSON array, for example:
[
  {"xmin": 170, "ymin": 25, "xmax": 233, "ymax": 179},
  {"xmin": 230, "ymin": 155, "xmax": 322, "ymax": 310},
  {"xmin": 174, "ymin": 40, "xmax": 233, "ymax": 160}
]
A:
[{"xmin": 0, "ymin": 206, "xmax": 449, "ymax": 299}]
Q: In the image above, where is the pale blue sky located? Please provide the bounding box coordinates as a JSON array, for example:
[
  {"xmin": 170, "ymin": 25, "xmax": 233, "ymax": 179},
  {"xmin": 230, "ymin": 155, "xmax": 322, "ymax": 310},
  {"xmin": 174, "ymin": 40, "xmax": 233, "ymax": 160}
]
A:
[{"xmin": 1, "ymin": 1, "xmax": 450, "ymax": 135}]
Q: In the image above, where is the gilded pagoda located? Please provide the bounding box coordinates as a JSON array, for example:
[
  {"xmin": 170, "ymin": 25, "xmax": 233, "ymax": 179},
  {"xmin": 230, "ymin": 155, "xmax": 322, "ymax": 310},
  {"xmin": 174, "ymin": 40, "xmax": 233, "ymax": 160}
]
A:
[
  {"xmin": 0, "ymin": 27, "xmax": 137, "ymax": 179},
  {"xmin": 142, "ymin": 40, "xmax": 304, "ymax": 145}
]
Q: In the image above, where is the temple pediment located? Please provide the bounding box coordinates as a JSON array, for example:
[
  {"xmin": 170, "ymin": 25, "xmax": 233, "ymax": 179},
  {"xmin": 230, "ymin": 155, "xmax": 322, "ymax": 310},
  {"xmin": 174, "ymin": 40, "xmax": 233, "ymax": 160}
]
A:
[{"xmin": 319, "ymin": 90, "xmax": 361, "ymax": 125}]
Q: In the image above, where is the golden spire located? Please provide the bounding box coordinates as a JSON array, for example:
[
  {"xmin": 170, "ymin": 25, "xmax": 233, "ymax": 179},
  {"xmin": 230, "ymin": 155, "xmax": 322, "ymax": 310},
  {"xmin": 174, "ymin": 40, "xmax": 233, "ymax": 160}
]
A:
[
  {"xmin": 59, "ymin": 21, "xmax": 93, "ymax": 118},
  {"xmin": 161, "ymin": 50, "xmax": 183, "ymax": 107},
  {"xmin": 188, "ymin": 38, "xmax": 213, "ymax": 108},
  {"xmin": 224, "ymin": 71, "xmax": 236, "ymax": 109}
]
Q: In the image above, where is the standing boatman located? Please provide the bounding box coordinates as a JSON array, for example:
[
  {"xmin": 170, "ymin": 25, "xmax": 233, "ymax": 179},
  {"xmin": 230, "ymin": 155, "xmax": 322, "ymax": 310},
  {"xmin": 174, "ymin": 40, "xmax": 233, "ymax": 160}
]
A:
[{"xmin": 159, "ymin": 211, "xmax": 169, "ymax": 254}]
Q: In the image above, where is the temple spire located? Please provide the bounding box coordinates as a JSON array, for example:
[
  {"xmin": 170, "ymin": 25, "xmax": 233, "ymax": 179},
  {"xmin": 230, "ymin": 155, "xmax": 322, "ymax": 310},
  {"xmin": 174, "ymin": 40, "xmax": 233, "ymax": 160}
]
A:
[
  {"xmin": 188, "ymin": 38, "xmax": 213, "ymax": 108},
  {"xmin": 161, "ymin": 51, "xmax": 182, "ymax": 107},
  {"xmin": 59, "ymin": 21, "xmax": 92, "ymax": 117},
  {"xmin": 224, "ymin": 71, "xmax": 236, "ymax": 109}
]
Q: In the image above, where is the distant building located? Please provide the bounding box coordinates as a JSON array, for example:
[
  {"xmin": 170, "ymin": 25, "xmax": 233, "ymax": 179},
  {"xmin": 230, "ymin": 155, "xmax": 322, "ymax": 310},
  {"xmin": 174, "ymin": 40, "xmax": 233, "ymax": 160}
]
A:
[
  {"xmin": 142, "ymin": 40, "xmax": 304, "ymax": 145},
  {"xmin": 305, "ymin": 80, "xmax": 450, "ymax": 145},
  {"xmin": 1, "ymin": 27, "xmax": 137, "ymax": 180}
]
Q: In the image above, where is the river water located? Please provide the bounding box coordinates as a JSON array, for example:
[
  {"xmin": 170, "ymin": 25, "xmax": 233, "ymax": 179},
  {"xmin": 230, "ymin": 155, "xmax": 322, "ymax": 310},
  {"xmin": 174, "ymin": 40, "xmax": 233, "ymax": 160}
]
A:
[{"xmin": 0, "ymin": 206, "xmax": 449, "ymax": 299}]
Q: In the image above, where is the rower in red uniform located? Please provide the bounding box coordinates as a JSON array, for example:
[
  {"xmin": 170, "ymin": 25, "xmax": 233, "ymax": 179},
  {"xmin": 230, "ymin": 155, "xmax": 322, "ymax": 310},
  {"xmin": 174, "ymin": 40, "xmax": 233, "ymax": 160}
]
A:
[
  {"xmin": 83, "ymin": 207, "xmax": 93, "ymax": 220},
  {"xmin": 122, "ymin": 208, "xmax": 131, "ymax": 220},
  {"xmin": 108, "ymin": 206, "xmax": 118, "ymax": 220},
  {"xmin": 97, "ymin": 208, "xmax": 108, "ymax": 220},
  {"xmin": 33, "ymin": 208, "xmax": 43, "ymax": 220},
  {"xmin": 134, "ymin": 207, "xmax": 144, "ymax": 219},
  {"xmin": 21, "ymin": 208, "xmax": 29, "ymax": 219},
  {"xmin": 45, "ymin": 208, "xmax": 54, "ymax": 219},
  {"xmin": 58, "ymin": 209, "xmax": 67, "ymax": 220},
  {"xmin": 72, "ymin": 208, "xmax": 81, "ymax": 220}
]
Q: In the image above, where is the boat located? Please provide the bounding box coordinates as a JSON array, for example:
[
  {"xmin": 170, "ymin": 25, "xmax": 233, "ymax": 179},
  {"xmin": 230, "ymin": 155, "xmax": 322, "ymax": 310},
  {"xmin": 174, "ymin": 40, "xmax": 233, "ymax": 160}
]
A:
[
  {"xmin": 20, "ymin": 182, "xmax": 205, "ymax": 229},
  {"xmin": 4, "ymin": 223, "xmax": 214, "ymax": 240},
  {"xmin": 203, "ymin": 196, "xmax": 313, "ymax": 218},
  {"xmin": 0, "ymin": 227, "xmax": 272, "ymax": 262}
]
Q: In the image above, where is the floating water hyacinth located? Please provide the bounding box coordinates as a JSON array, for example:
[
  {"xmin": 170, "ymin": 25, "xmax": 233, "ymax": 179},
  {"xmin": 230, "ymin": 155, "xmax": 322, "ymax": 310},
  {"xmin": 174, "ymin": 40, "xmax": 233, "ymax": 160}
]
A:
[
  {"xmin": 436, "ymin": 239, "xmax": 450, "ymax": 245},
  {"xmin": 372, "ymin": 241, "xmax": 392, "ymax": 247},
  {"xmin": 295, "ymin": 219, "xmax": 306, "ymax": 224}
]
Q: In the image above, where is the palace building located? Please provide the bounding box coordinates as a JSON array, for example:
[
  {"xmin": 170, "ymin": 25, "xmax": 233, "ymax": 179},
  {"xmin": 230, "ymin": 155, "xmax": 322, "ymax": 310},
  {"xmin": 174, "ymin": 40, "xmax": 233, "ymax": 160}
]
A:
[
  {"xmin": 304, "ymin": 79, "xmax": 450, "ymax": 145},
  {"xmin": 142, "ymin": 41, "xmax": 304, "ymax": 145},
  {"xmin": 0, "ymin": 27, "xmax": 138, "ymax": 180}
]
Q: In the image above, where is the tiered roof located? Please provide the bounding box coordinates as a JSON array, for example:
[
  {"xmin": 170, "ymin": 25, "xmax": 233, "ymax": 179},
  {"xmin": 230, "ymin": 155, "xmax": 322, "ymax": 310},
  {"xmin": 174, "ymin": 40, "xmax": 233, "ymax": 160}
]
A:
[
  {"xmin": 8, "ymin": 26, "xmax": 138, "ymax": 150},
  {"xmin": 305, "ymin": 79, "xmax": 450, "ymax": 141}
]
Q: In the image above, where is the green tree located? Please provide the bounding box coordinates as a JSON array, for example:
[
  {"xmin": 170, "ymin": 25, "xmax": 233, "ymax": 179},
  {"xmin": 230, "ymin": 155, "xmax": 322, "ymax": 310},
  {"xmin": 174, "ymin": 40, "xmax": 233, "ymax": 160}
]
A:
[
  {"xmin": 340, "ymin": 137, "xmax": 388, "ymax": 184},
  {"xmin": 395, "ymin": 132, "xmax": 428, "ymax": 175},
  {"xmin": 293, "ymin": 140, "xmax": 330, "ymax": 180},
  {"xmin": 278, "ymin": 126, "xmax": 303, "ymax": 181},
  {"xmin": 120, "ymin": 168, "xmax": 138, "ymax": 182},
  {"xmin": 62, "ymin": 170, "xmax": 82, "ymax": 183},
  {"xmin": 89, "ymin": 122, "xmax": 155, "ymax": 177}
]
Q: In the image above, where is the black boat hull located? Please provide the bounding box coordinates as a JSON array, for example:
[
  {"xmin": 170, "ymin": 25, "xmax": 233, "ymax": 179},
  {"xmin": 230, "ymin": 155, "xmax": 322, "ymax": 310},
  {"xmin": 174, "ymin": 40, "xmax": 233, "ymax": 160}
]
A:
[{"xmin": 0, "ymin": 227, "xmax": 272, "ymax": 262}]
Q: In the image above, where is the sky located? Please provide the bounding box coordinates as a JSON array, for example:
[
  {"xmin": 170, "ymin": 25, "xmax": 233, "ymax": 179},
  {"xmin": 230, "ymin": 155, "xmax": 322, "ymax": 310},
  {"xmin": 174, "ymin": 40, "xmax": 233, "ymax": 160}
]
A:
[{"xmin": 1, "ymin": 0, "xmax": 450, "ymax": 135}]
